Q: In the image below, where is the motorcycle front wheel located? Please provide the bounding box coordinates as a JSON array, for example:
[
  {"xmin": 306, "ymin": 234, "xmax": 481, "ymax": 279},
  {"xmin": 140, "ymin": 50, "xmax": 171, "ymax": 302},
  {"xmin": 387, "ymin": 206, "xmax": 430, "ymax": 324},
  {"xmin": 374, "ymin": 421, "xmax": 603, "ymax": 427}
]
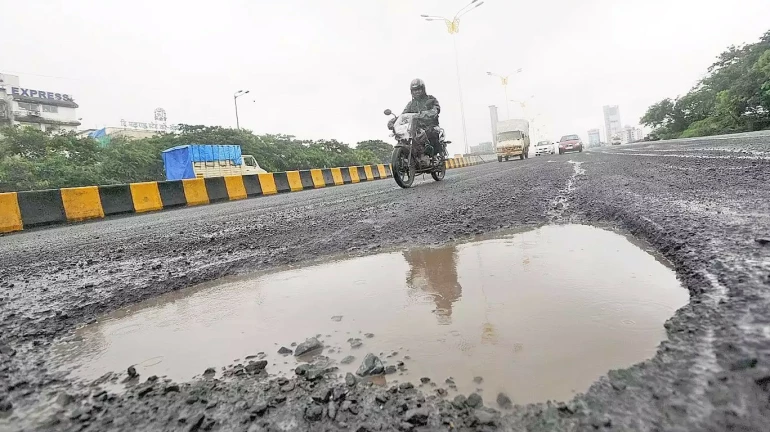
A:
[{"xmin": 391, "ymin": 147, "xmax": 415, "ymax": 188}]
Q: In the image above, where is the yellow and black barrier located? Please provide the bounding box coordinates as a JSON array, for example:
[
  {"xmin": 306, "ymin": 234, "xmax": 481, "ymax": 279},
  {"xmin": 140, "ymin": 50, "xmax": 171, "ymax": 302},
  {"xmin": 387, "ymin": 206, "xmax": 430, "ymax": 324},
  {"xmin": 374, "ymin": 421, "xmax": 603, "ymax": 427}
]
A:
[{"xmin": 0, "ymin": 156, "xmax": 486, "ymax": 234}]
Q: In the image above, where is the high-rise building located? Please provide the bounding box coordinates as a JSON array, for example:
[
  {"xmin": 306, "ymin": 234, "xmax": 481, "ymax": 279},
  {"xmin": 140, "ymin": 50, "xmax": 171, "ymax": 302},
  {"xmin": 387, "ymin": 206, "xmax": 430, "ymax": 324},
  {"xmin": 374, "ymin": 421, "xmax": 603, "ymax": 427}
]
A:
[
  {"xmin": 603, "ymin": 105, "xmax": 622, "ymax": 142},
  {"xmin": 489, "ymin": 105, "xmax": 499, "ymax": 148},
  {"xmin": 587, "ymin": 129, "xmax": 601, "ymax": 146}
]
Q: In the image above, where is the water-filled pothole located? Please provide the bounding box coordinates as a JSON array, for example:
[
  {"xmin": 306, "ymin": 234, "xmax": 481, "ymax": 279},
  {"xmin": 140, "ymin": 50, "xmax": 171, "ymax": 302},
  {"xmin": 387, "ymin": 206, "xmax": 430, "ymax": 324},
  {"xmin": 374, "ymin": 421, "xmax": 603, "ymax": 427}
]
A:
[{"xmin": 53, "ymin": 225, "xmax": 688, "ymax": 404}]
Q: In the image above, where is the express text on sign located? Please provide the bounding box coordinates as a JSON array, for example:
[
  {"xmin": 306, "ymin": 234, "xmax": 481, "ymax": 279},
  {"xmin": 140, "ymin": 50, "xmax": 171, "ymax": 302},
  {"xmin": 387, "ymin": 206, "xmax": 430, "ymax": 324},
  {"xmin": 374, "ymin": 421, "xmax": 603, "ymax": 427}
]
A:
[{"xmin": 11, "ymin": 87, "xmax": 73, "ymax": 101}]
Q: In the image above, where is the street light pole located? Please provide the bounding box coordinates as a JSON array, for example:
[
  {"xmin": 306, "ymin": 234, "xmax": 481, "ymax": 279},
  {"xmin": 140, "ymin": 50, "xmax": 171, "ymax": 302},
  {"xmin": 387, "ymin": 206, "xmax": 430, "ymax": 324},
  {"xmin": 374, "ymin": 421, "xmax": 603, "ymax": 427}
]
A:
[
  {"xmin": 451, "ymin": 35, "xmax": 469, "ymax": 156},
  {"xmin": 233, "ymin": 90, "xmax": 250, "ymax": 129},
  {"xmin": 487, "ymin": 69, "xmax": 522, "ymax": 120},
  {"xmin": 422, "ymin": 0, "xmax": 484, "ymax": 155}
]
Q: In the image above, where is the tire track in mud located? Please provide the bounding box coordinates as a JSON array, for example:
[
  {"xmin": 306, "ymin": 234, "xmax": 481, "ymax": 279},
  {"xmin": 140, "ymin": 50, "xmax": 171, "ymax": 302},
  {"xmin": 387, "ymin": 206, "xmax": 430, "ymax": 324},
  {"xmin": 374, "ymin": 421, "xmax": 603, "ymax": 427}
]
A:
[{"xmin": 547, "ymin": 160, "xmax": 585, "ymax": 223}]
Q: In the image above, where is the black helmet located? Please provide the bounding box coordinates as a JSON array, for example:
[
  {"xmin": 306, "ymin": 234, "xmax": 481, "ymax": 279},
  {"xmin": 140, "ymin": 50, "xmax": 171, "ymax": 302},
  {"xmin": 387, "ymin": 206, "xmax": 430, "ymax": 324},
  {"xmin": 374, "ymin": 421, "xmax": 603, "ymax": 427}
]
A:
[{"xmin": 410, "ymin": 78, "xmax": 426, "ymax": 93}]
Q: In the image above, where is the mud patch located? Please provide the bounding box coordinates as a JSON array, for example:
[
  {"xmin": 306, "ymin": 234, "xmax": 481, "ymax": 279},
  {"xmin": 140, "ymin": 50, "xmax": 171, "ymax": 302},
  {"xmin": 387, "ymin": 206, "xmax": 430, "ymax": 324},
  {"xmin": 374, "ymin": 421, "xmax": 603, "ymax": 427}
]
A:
[{"xmin": 52, "ymin": 225, "xmax": 687, "ymax": 404}]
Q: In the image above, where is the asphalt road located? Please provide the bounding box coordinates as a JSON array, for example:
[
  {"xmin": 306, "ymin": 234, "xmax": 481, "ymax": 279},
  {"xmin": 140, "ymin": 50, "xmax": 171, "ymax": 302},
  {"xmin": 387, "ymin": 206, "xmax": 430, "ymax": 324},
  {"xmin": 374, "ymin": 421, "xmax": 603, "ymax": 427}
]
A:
[{"xmin": 1, "ymin": 133, "xmax": 769, "ymax": 431}]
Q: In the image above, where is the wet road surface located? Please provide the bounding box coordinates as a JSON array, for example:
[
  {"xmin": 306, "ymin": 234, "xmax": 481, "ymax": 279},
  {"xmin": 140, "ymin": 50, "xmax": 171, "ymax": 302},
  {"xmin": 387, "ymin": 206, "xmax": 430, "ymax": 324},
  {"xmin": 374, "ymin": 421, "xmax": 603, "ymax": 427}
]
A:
[{"xmin": 1, "ymin": 133, "xmax": 769, "ymax": 431}]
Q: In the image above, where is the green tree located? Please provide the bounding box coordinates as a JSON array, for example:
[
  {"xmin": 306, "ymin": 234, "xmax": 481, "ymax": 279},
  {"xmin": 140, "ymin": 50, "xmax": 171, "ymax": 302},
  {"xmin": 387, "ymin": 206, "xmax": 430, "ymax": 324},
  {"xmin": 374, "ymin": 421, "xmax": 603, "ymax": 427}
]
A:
[
  {"xmin": 0, "ymin": 123, "xmax": 385, "ymax": 192},
  {"xmin": 356, "ymin": 140, "xmax": 393, "ymax": 164},
  {"xmin": 641, "ymin": 29, "xmax": 770, "ymax": 138}
]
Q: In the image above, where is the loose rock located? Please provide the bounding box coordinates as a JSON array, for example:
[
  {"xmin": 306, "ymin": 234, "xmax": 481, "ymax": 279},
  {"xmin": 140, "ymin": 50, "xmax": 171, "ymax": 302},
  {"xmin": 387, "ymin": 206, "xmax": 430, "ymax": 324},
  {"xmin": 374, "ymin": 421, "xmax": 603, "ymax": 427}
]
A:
[
  {"xmin": 305, "ymin": 405, "xmax": 323, "ymax": 422},
  {"xmin": 312, "ymin": 388, "xmax": 332, "ymax": 403},
  {"xmin": 294, "ymin": 337, "xmax": 323, "ymax": 356},
  {"xmin": 473, "ymin": 409, "xmax": 496, "ymax": 426},
  {"xmin": 404, "ymin": 407, "xmax": 429, "ymax": 425},
  {"xmin": 252, "ymin": 401, "xmax": 268, "ymax": 417},
  {"xmin": 187, "ymin": 413, "xmax": 205, "ymax": 431},
  {"xmin": 341, "ymin": 355, "xmax": 356, "ymax": 365},
  {"xmin": 305, "ymin": 368, "xmax": 324, "ymax": 381},
  {"xmin": 453, "ymin": 394, "xmax": 467, "ymax": 409},
  {"xmin": 345, "ymin": 372, "xmax": 357, "ymax": 386},
  {"xmin": 496, "ymin": 392, "xmax": 512, "ymax": 408},
  {"xmin": 356, "ymin": 353, "xmax": 385, "ymax": 376},
  {"xmin": 467, "ymin": 393, "xmax": 483, "ymax": 408},
  {"xmin": 245, "ymin": 360, "xmax": 268, "ymax": 373},
  {"xmin": 277, "ymin": 346, "xmax": 293, "ymax": 355}
]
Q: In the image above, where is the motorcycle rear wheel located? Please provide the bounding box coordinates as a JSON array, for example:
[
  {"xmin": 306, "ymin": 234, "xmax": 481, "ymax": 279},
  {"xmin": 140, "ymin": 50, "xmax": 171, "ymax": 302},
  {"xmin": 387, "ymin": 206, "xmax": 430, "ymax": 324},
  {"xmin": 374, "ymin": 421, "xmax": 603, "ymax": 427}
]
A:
[
  {"xmin": 391, "ymin": 148, "xmax": 415, "ymax": 188},
  {"xmin": 431, "ymin": 159, "xmax": 446, "ymax": 181}
]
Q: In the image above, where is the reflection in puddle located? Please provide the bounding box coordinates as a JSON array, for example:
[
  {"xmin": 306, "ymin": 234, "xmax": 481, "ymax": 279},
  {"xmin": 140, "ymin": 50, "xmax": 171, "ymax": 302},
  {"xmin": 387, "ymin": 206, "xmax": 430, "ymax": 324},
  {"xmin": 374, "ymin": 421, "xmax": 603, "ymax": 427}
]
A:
[{"xmin": 52, "ymin": 225, "xmax": 688, "ymax": 404}]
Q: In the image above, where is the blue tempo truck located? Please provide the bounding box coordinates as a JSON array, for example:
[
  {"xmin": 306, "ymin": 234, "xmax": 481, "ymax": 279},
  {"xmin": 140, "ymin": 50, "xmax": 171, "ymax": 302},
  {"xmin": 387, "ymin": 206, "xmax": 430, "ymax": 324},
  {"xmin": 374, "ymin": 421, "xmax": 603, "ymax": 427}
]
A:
[{"xmin": 162, "ymin": 144, "xmax": 266, "ymax": 181}]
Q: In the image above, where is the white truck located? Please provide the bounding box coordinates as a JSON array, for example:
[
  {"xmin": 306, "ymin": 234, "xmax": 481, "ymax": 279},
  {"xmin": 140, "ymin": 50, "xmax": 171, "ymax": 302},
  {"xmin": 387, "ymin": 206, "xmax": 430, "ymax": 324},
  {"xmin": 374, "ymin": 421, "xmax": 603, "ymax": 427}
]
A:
[{"xmin": 495, "ymin": 119, "xmax": 530, "ymax": 162}]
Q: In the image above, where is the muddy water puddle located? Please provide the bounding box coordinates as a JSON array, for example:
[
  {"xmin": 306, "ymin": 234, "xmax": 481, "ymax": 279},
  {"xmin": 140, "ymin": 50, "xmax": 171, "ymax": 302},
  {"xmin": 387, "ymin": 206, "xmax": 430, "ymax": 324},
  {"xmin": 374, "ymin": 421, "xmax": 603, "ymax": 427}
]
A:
[{"xmin": 52, "ymin": 225, "xmax": 688, "ymax": 404}]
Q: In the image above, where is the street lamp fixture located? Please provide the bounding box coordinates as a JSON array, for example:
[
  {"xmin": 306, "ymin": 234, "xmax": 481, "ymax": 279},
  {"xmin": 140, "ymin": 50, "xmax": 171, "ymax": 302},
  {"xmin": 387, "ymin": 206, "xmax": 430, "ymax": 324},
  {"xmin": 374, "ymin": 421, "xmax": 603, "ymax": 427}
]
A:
[
  {"xmin": 234, "ymin": 90, "xmax": 250, "ymax": 129},
  {"xmin": 486, "ymin": 68, "xmax": 522, "ymax": 120},
  {"xmin": 510, "ymin": 94, "xmax": 535, "ymax": 116},
  {"xmin": 422, "ymin": 0, "xmax": 485, "ymax": 155}
]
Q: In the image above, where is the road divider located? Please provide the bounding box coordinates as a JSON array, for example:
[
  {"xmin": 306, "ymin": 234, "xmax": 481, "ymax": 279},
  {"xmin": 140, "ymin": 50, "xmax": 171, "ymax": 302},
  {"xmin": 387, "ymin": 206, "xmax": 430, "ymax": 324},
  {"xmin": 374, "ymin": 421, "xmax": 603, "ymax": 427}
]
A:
[{"xmin": 0, "ymin": 156, "xmax": 487, "ymax": 234}]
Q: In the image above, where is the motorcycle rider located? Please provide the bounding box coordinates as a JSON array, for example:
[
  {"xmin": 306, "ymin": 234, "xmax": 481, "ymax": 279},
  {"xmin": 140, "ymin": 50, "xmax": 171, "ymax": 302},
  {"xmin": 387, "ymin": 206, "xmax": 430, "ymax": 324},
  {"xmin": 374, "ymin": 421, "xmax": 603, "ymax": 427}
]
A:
[{"xmin": 389, "ymin": 79, "xmax": 444, "ymax": 158}]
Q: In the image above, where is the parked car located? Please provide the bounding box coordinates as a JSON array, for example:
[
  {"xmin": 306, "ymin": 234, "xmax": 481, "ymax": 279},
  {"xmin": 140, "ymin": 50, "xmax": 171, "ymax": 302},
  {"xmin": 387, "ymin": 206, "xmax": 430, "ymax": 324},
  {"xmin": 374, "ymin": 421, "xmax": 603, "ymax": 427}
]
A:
[
  {"xmin": 557, "ymin": 135, "xmax": 583, "ymax": 154},
  {"xmin": 611, "ymin": 135, "xmax": 622, "ymax": 145},
  {"xmin": 534, "ymin": 140, "xmax": 555, "ymax": 156}
]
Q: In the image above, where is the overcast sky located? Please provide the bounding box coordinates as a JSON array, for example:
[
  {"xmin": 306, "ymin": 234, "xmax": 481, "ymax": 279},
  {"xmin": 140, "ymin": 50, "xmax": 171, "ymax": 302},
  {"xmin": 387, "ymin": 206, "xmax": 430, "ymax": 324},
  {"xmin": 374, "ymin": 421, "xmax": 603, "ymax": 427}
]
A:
[{"xmin": 3, "ymin": 0, "xmax": 770, "ymax": 154}]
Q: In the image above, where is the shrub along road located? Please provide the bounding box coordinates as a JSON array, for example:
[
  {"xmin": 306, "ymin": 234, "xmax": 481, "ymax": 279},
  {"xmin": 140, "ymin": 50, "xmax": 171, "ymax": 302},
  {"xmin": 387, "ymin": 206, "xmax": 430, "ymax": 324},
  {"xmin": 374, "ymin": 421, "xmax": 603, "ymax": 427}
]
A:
[{"xmin": 1, "ymin": 134, "xmax": 769, "ymax": 431}]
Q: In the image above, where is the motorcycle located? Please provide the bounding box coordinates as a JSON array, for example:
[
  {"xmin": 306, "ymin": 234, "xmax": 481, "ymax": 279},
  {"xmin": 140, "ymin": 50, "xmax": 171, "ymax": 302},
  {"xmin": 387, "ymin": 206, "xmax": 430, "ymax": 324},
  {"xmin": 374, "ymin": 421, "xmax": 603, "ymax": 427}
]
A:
[{"xmin": 384, "ymin": 109, "xmax": 449, "ymax": 188}]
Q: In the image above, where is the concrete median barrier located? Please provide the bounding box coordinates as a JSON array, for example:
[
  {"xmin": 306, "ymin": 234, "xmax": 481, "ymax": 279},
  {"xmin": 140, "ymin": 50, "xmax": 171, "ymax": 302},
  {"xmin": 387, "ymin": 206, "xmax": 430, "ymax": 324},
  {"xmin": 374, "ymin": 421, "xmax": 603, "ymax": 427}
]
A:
[
  {"xmin": 223, "ymin": 175, "xmax": 248, "ymax": 201},
  {"xmin": 299, "ymin": 170, "xmax": 315, "ymax": 190},
  {"xmin": 0, "ymin": 192, "xmax": 23, "ymax": 234},
  {"xmin": 0, "ymin": 157, "xmax": 491, "ymax": 234},
  {"xmin": 99, "ymin": 184, "xmax": 135, "ymax": 216},
  {"xmin": 130, "ymin": 182, "xmax": 164, "ymax": 213},
  {"xmin": 182, "ymin": 178, "xmax": 209, "ymax": 206},
  {"xmin": 203, "ymin": 177, "xmax": 229, "ymax": 203},
  {"xmin": 241, "ymin": 175, "xmax": 263, "ymax": 197},
  {"xmin": 157, "ymin": 180, "xmax": 187, "ymax": 208},
  {"xmin": 258, "ymin": 173, "xmax": 278, "ymax": 195}
]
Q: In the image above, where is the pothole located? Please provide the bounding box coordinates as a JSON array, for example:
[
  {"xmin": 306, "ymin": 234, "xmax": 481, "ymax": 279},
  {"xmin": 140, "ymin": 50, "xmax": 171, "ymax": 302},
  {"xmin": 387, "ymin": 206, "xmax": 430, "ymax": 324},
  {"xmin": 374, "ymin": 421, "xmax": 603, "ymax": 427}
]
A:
[{"xmin": 52, "ymin": 224, "xmax": 688, "ymax": 404}]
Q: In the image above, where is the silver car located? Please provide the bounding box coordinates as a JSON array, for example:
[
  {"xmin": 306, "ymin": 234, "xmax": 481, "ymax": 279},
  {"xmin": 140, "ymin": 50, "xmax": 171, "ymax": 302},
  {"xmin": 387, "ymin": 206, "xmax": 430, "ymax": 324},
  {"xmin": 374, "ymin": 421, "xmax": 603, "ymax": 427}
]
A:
[{"xmin": 534, "ymin": 140, "xmax": 555, "ymax": 156}]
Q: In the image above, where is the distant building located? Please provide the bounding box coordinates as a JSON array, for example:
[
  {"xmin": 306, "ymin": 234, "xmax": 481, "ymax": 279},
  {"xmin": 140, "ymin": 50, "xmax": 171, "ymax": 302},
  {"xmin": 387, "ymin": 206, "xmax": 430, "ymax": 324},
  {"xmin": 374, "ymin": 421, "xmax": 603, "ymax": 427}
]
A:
[
  {"xmin": 603, "ymin": 105, "xmax": 622, "ymax": 142},
  {"xmin": 78, "ymin": 127, "xmax": 163, "ymax": 142},
  {"xmin": 621, "ymin": 125, "xmax": 644, "ymax": 143},
  {"xmin": 587, "ymin": 129, "xmax": 601, "ymax": 146},
  {"xmin": 471, "ymin": 142, "xmax": 494, "ymax": 154},
  {"xmin": 0, "ymin": 73, "xmax": 80, "ymax": 132}
]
